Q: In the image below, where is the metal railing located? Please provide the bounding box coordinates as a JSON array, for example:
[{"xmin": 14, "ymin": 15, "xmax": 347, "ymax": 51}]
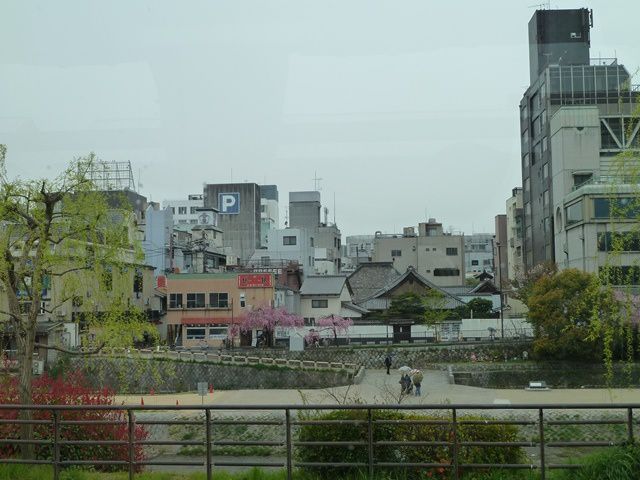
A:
[{"xmin": 0, "ymin": 403, "xmax": 638, "ymax": 480}]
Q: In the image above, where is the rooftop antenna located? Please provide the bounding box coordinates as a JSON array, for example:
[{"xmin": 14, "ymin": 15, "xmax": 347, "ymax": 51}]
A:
[
  {"xmin": 333, "ymin": 192, "xmax": 336, "ymax": 225},
  {"xmin": 312, "ymin": 171, "xmax": 323, "ymax": 191}
]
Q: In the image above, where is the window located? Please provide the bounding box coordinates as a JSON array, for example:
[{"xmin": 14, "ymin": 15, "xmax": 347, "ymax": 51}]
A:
[
  {"xmin": 471, "ymin": 260, "xmax": 479, "ymax": 266},
  {"xmin": 523, "ymin": 153, "xmax": 530, "ymax": 168},
  {"xmin": 190, "ymin": 219, "xmax": 198, "ymax": 224},
  {"xmin": 209, "ymin": 293, "xmax": 229, "ymax": 308},
  {"xmin": 178, "ymin": 219, "xmax": 187, "ymax": 224},
  {"xmin": 312, "ymin": 299, "xmax": 328, "ymax": 308},
  {"xmin": 524, "ymin": 178, "xmax": 530, "ymax": 193},
  {"xmin": 169, "ymin": 293, "xmax": 182, "ymax": 308},
  {"xmin": 543, "ymin": 163, "xmax": 548, "ymax": 179},
  {"xmin": 171, "ymin": 207, "xmax": 175, "ymax": 214},
  {"xmin": 433, "ymin": 268, "xmax": 460, "ymax": 277},
  {"xmin": 190, "ymin": 206, "xmax": 197, "ymax": 214},
  {"xmin": 186, "ymin": 293, "xmax": 205, "ymax": 308},
  {"xmin": 391, "ymin": 250, "xmax": 401, "ymax": 257},
  {"xmin": 597, "ymin": 232, "xmax": 640, "ymax": 252},
  {"xmin": 133, "ymin": 268, "xmax": 143, "ymax": 294},
  {"xmin": 260, "ymin": 256, "xmax": 271, "ymax": 266},
  {"xmin": 446, "ymin": 247, "xmax": 458, "ymax": 256},
  {"xmin": 186, "ymin": 328, "xmax": 206, "ymax": 340},
  {"xmin": 599, "ymin": 266, "xmax": 640, "ymax": 285},
  {"xmin": 543, "ymin": 190, "xmax": 549, "ymax": 207},
  {"xmin": 573, "ymin": 173, "xmax": 592, "ymax": 188},
  {"xmin": 283, "ymin": 236, "xmax": 297, "ymax": 245},
  {"xmin": 310, "ymin": 237, "xmax": 314, "ymax": 247},
  {"xmin": 565, "ymin": 201, "xmax": 583, "ymax": 225},
  {"xmin": 483, "ymin": 259, "xmax": 492, "ymax": 266},
  {"xmin": 304, "ymin": 318, "xmax": 315, "ymax": 326},
  {"xmin": 102, "ymin": 266, "xmax": 113, "ymax": 291},
  {"xmin": 209, "ymin": 327, "xmax": 228, "ymax": 338},
  {"xmin": 240, "ymin": 294, "xmax": 246, "ymax": 308},
  {"xmin": 178, "ymin": 206, "xmax": 187, "ymax": 215},
  {"xmin": 542, "ymin": 136, "xmax": 548, "ymax": 152},
  {"xmin": 594, "ymin": 197, "xmax": 640, "ymax": 219}
]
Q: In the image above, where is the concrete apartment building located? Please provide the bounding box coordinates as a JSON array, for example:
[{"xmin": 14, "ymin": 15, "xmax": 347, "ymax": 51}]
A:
[
  {"xmin": 552, "ymin": 108, "xmax": 640, "ymax": 282},
  {"xmin": 166, "ymin": 272, "xmax": 275, "ymax": 348},
  {"xmin": 250, "ymin": 227, "xmax": 316, "ymax": 276},
  {"xmin": 162, "ymin": 194, "xmax": 204, "ymax": 226},
  {"xmin": 520, "ymin": 8, "xmax": 638, "ymax": 272},
  {"xmin": 203, "ymin": 183, "xmax": 261, "ymax": 263},
  {"xmin": 506, "ymin": 187, "xmax": 524, "ymax": 282},
  {"xmin": 288, "ymin": 191, "xmax": 342, "ymax": 274},
  {"xmin": 372, "ymin": 219, "xmax": 465, "ymax": 286},
  {"xmin": 464, "ymin": 234, "xmax": 494, "ymax": 277}
]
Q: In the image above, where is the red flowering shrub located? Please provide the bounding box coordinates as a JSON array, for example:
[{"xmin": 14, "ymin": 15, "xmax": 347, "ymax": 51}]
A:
[{"xmin": 0, "ymin": 371, "xmax": 147, "ymax": 470}]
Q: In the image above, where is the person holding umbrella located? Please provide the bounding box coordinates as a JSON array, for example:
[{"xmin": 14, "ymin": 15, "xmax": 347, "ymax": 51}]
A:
[
  {"xmin": 411, "ymin": 369, "xmax": 424, "ymax": 397},
  {"xmin": 398, "ymin": 366, "xmax": 413, "ymax": 395}
]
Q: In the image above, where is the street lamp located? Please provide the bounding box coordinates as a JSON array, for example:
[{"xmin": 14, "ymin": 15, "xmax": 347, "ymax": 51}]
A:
[{"xmin": 496, "ymin": 241, "xmax": 504, "ymax": 339}]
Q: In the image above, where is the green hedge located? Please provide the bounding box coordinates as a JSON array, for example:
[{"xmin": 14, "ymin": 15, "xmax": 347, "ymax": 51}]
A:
[{"xmin": 296, "ymin": 410, "xmax": 524, "ymax": 478}]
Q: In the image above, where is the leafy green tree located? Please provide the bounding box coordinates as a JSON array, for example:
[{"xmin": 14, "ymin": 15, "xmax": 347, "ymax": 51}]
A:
[
  {"xmin": 464, "ymin": 298, "xmax": 497, "ymax": 318},
  {"xmin": 527, "ymin": 269, "xmax": 621, "ymax": 361},
  {"xmin": 0, "ymin": 147, "xmax": 155, "ymax": 457},
  {"xmin": 510, "ymin": 261, "xmax": 557, "ymax": 305},
  {"xmin": 386, "ymin": 292, "xmax": 426, "ymax": 319}
]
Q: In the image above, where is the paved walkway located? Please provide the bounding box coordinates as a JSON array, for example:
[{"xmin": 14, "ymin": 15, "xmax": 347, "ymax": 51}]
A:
[{"xmin": 115, "ymin": 369, "xmax": 640, "ymax": 407}]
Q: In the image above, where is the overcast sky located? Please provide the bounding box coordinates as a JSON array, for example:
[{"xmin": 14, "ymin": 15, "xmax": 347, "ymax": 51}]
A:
[{"xmin": 1, "ymin": 1, "xmax": 638, "ymax": 237}]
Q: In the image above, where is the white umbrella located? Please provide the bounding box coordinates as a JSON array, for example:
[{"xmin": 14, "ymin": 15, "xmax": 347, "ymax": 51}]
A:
[{"xmin": 398, "ymin": 366, "xmax": 412, "ymax": 373}]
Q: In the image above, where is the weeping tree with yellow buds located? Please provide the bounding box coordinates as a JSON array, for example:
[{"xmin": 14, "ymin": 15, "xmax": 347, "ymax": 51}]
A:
[{"xmin": 0, "ymin": 146, "xmax": 157, "ymax": 458}]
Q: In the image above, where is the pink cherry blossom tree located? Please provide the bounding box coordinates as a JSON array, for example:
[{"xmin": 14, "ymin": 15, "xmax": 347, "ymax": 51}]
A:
[
  {"xmin": 316, "ymin": 314, "xmax": 353, "ymax": 343},
  {"xmin": 240, "ymin": 307, "xmax": 304, "ymax": 347}
]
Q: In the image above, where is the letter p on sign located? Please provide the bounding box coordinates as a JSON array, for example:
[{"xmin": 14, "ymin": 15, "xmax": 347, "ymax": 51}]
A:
[{"xmin": 218, "ymin": 193, "xmax": 240, "ymax": 214}]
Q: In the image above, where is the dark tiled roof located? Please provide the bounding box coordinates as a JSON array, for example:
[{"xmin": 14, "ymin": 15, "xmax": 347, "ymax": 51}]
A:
[{"xmin": 347, "ymin": 262, "xmax": 401, "ymax": 304}]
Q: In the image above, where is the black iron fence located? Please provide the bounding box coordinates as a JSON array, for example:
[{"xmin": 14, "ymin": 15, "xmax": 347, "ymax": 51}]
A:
[{"xmin": 0, "ymin": 403, "xmax": 638, "ymax": 480}]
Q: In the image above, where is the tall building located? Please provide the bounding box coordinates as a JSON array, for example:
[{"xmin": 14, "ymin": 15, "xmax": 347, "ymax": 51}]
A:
[
  {"xmin": 506, "ymin": 187, "xmax": 524, "ymax": 282},
  {"xmin": 288, "ymin": 191, "xmax": 342, "ymax": 274},
  {"xmin": 519, "ymin": 8, "xmax": 637, "ymax": 271},
  {"xmin": 288, "ymin": 191, "xmax": 321, "ymax": 231},
  {"xmin": 260, "ymin": 185, "xmax": 279, "ymax": 247},
  {"xmin": 372, "ymin": 219, "xmax": 465, "ymax": 286},
  {"xmin": 463, "ymin": 234, "xmax": 494, "ymax": 277},
  {"xmin": 203, "ymin": 183, "xmax": 261, "ymax": 263}
]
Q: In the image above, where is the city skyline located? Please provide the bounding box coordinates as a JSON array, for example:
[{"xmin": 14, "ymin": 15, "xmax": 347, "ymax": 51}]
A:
[{"xmin": 2, "ymin": 1, "xmax": 638, "ymax": 238}]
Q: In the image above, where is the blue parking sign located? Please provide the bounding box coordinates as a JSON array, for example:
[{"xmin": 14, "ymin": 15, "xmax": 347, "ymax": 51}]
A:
[{"xmin": 218, "ymin": 192, "xmax": 240, "ymax": 214}]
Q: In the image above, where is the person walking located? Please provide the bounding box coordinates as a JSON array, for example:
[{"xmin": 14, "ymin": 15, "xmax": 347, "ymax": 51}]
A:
[
  {"xmin": 412, "ymin": 370, "xmax": 424, "ymax": 397},
  {"xmin": 399, "ymin": 373, "xmax": 412, "ymax": 395},
  {"xmin": 384, "ymin": 354, "xmax": 392, "ymax": 375}
]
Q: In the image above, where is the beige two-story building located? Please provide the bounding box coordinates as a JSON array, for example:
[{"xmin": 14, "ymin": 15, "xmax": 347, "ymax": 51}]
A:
[{"xmin": 166, "ymin": 272, "xmax": 275, "ymax": 347}]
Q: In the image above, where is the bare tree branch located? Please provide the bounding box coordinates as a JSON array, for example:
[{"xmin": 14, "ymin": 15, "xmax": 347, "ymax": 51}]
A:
[{"xmin": 34, "ymin": 342, "xmax": 106, "ymax": 356}]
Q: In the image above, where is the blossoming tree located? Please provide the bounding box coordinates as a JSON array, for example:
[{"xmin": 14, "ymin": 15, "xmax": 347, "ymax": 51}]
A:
[
  {"xmin": 316, "ymin": 314, "xmax": 353, "ymax": 343},
  {"xmin": 240, "ymin": 307, "xmax": 303, "ymax": 347}
]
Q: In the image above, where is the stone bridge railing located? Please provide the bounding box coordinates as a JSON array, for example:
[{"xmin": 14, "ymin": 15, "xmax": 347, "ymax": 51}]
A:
[{"xmin": 104, "ymin": 348, "xmax": 360, "ymax": 375}]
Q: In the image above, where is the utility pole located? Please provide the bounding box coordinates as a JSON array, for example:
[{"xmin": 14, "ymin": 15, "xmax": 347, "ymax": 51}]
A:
[{"xmin": 496, "ymin": 241, "xmax": 504, "ymax": 339}]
